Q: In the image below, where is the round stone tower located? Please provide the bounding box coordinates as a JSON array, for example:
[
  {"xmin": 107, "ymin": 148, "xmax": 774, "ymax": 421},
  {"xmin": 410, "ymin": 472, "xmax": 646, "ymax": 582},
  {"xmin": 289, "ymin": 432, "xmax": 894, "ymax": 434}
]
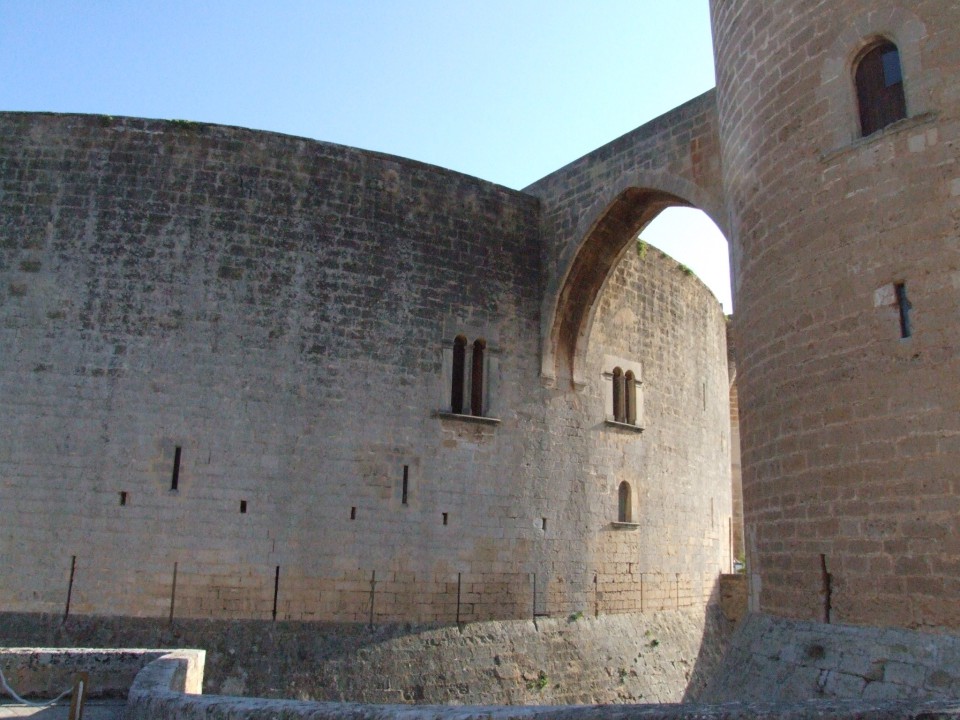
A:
[{"xmin": 711, "ymin": 1, "xmax": 960, "ymax": 628}]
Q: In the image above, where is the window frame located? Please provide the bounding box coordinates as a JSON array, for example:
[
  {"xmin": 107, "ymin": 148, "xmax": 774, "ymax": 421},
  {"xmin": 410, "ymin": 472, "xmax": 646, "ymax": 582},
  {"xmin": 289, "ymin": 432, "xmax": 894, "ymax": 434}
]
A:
[
  {"xmin": 602, "ymin": 356, "xmax": 644, "ymax": 432},
  {"xmin": 854, "ymin": 39, "xmax": 907, "ymax": 137},
  {"xmin": 617, "ymin": 481, "xmax": 632, "ymax": 523},
  {"xmin": 439, "ymin": 333, "xmax": 500, "ymax": 424}
]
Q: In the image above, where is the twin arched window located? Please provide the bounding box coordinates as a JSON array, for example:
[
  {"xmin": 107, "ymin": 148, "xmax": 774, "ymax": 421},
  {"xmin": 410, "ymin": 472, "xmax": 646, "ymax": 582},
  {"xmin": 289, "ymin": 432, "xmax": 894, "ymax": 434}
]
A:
[
  {"xmin": 451, "ymin": 335, "xmax": 486, "ymax": 416},
  {"xmin": 855, "ymin": 40, "xmax": 906, "ymax": 137},
  {"xmin": 611, "ymin": 367, "xmax": 637, "ymax": 425}
]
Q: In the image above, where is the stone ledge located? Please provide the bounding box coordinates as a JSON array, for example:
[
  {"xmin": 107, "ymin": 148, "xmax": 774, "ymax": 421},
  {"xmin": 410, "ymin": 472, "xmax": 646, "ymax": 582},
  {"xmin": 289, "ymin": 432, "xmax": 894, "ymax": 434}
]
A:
[
  {"xmin": 604, "ymin": 419, "xmax": 644, "ymax": 432},
  {"xmin": 819, "ymin": 111, "xmax": 938, "ymax": 163},
  {"xmin": 434, "ymin": 411, "xmax": 501, "ymax": 426},
  {"xmin": 611, "ymin": 521, "xmax": 641, "ymax": 530}
]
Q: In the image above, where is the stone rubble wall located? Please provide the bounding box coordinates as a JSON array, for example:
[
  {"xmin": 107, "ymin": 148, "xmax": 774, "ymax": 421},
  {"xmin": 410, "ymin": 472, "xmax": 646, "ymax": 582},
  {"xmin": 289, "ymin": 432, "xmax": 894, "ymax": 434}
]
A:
[
  {"xmin": 0, "ymin": 648, "xmax": 172, "ymax": 699},
  {"xmin": 9, "ymin": 612, "xmax": 960, "ymax": 717},
  {"xmin": 0, "ymin": 609, "xmax": 732, "ymax": 705},
  {"xmin": 704, "ymin": 613, "xmax": 960, "ymax": 703},
  {"xmin": 123, "ymin": 646, "xmax": 960, "ymax": 720}
]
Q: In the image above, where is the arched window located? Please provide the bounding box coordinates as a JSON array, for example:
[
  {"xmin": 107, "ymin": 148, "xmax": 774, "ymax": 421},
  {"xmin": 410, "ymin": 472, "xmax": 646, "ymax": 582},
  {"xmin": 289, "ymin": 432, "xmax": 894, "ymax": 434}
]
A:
[
  {"xmin": 618, "ymin": 481, "xmax": 632, "ymax": 523},
  {"xmin": 624, "ymin": 370, "xmax": 637, "ymax": 425},
  {"xmin": 855, "ymin": 40, "xmax": 906, "ymax": 136},
  {"xmin": 612, "ymin": 367, "xmax": 624, "ymax": 423},
  {"xmin": 471, "ymin": 338, "xmax": 486, "ymax": 416},
  {"xmin": 451, "ymin": 335, "xmax": 467, "ymax": 414}
]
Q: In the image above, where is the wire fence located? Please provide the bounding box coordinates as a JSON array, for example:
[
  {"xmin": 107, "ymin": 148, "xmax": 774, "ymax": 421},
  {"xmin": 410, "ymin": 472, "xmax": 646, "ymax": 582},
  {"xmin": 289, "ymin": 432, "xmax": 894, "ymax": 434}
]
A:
[{"xmin": 52, "ymin": 557, "xmax": 718, "ymax": 624}]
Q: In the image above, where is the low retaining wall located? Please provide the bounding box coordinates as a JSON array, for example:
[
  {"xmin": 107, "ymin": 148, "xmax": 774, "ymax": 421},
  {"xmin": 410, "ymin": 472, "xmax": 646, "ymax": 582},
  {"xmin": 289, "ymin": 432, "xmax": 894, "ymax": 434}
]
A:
[
  {"xmin": 0, "ymin": 609, "xmax": 732, "ymax": 704},
  {"xmin": 124, "ymin": 652, "xmax": 960, "ymax": 720},
  {"xmin": 7, "ymin": 647, "xmax": 960, "ymax": 720},
  {"xmin": 0, "ymin": 648, "xmax": 178, "ymax": 699},
  {"xmin": 11, "ymin": 611, "xmax": 960, "ymax": 718}
]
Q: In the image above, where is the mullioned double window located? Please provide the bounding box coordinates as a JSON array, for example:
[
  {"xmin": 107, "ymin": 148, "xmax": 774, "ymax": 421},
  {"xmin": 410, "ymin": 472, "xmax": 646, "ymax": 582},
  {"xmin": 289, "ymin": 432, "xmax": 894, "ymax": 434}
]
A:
[
  {"xmin": 603, "ymin": 356, "xmax": 643, "ymax": 431},
  {"xmin": 439, "ymin": 333, "xmax": 499, "ymax": 422}
]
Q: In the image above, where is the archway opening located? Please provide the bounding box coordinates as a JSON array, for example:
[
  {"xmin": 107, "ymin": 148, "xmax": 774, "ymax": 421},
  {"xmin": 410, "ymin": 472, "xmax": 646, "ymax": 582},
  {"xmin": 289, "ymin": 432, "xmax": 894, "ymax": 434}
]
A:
[
  {"xmin": 642, "ymin": 206, "xmax": 741, "ymax": 568},
  {"xmin": 552, "ymin": 188, "xmax": 683, "ymax": 387},
  {"xmin": 550, "ymin": 192, "xmax": 731, "ymax": 387},
  {"xmin": 640, "ymin": 206, "xmax": 731, "ymax": 313},
  {"xmin": 548, "ymin": 194, "xmax": 743, "ymax": 570}
]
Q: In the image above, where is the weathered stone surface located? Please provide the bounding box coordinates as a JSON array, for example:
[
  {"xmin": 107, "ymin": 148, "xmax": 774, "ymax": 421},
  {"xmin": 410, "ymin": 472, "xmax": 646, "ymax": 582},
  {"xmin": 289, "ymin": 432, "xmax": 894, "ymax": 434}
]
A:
[
  {"xmin": 0, "ymin": 112, "xmax": 732, "ymax": 625},
  {"xmin": 6, "ymin": 3, "xmax": 960, "ymax": 711},
  {"xmin": 11, "ymin": 637, "xmax": 960, "ymax": 720},
  {"xmin": 0, "ymin": 648, "xmax": 171, "ymax": 699},
  {"xmin": 711, "ymin": 0, "xmax": 960, "ymax": 628},
  {"xmin": 717, "ymin": 575, "xmax": 747, "ymax": 625},
  {"xmin": 704, "ymin": 613, "xmax": 960, "ymax": 703},
  {"xmin": 0, "ymin": 609, "xmax": 733, "ymax": 705},
  {"xmin": 123, "ymin": 651, "xmax": 960, "ymax": 720}
]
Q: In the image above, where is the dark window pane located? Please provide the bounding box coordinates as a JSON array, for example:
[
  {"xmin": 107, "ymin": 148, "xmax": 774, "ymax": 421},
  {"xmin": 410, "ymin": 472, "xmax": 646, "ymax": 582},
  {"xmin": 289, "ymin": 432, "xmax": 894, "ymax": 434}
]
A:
[
  {"xmin": 856, "ymin": 42, "xmax": 906, "ymax": 136},
  {"xmin": 612, "ymin": 367, "xmax": 624, "ymax": 423},
  {"xmin": 451, "ymin": 336, "xmax": 466, "ymax": 414},
  {"xmin": 625, "ymin": 371, "xmax": 637, "ymax": 425},
  {"xmin": 618, "ymin": 481, "xmax": 631, "ymax": 523},
  {"xmin": 471, "ymin": 339, "xmax": 485, "ymax": 416},
  {"xmin": 881, "ymin": 49, "xmax": 902, "ymax": 86}
]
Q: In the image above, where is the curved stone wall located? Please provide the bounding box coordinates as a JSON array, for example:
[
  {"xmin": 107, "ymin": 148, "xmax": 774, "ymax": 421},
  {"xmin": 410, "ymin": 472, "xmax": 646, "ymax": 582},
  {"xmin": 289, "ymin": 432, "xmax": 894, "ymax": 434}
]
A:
[
  {"xmin": 577, "ymin": 243, "xmax": 732, "ymax": 611},
  {"xmin": 0, "ymin": 112, "xmax": 731, "ymax": 623},
  {"xmin": 711, "ymin": 1, "xmax": 960, "ymax": 627}
]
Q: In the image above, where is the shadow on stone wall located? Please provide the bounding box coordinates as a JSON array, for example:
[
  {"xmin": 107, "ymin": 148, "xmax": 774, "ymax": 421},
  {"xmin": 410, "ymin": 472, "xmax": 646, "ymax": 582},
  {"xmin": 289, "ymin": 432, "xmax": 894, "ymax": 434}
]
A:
[
  {"xmin": 680, "ymin": 579, "xmax": 739, "ymax": 702},
  {"xmin": 0, "ymin": 612, "xmax": 427, "ymax": 699},
  {"xmin": 700, "ymin": 613, "xmax": 960, "ymax": 703},
  {"xmin": 0, "ymin": 609, "xmax": 731, "ymax": 705}
]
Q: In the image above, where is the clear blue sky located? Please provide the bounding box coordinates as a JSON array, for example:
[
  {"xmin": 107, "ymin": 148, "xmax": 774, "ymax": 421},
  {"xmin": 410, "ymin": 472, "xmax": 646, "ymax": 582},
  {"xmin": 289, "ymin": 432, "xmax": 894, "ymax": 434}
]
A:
[{"xmin": 0, "ymin": 0, "xmax": 731, "ymax": 310}]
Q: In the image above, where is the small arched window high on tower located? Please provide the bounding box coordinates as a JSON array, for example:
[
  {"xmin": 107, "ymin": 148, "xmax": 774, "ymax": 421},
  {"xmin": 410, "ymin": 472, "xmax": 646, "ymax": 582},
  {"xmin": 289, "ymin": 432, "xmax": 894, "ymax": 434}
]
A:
[
  {"xmin": 471, "ymin": 338, "xmax": 486, "ymax": 416},
  {"xmin": 451, "ymin": 335, "xmax": 467, "ymax": 414},
  {"xmin": 855, "ymin": 40, "xmax": 907, "ymax": 137}
]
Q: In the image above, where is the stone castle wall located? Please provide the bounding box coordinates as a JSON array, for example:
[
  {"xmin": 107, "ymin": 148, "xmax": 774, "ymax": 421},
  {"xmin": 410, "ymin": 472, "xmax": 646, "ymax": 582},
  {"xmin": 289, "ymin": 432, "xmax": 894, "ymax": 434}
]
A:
[
  {"xmin": 6, "ymin": 0, "xmax": 960, "ymax": 703},
  {"xmin": 581, "ymin": 243, "xmax": 733, "ymax": 611},
  {"xmin": 0, "ymin": 112, "xmax": 731, "ymax": 623},
  {"xmin": 727, "ymin": 328, "xmax": 744, "ymax": 564},
  {"xmin": 711, "ymin": 0, "xmax": 960, "ymax": 628}
]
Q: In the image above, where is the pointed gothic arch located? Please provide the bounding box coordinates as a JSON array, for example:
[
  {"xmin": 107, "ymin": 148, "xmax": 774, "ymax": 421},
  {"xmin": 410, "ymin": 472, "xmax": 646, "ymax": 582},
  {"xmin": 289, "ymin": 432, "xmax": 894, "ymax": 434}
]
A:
[{"xmin": 543, "ymin": 179, "xmax": 726, "ymax": 387}]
